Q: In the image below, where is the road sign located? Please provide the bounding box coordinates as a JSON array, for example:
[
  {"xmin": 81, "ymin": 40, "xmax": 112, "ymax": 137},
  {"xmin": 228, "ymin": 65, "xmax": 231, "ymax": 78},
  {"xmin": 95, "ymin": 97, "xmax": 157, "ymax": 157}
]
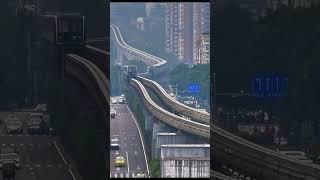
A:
[
  {"xmin": 252, "ymin": 73, "xmax": 288, "ymax": 99},
  {"xmin": 188, "ymin": 83, "xmax": 201, "ymax": 93}
]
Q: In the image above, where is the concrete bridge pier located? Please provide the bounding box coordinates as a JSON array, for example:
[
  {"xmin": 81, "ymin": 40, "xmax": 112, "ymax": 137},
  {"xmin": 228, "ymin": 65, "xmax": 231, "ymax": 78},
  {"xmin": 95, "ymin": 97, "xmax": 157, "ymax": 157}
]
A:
[
  {"xmin": 152, "ymin": 119, "xmax": 169, "ymax": 159},
  {"xmin": 117, "ymin": 49, "xmax": 123, "ymax": 64},
  {"xmin": 142, "ymin": 107, "xmax": 153, "ymax": 131}
]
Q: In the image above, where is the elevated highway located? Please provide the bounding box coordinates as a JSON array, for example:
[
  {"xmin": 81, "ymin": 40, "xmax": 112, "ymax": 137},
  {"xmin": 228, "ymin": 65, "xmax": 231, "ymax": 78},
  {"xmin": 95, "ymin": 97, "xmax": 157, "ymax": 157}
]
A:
[
  {"xmin": 137, "ymin": 76, "xmax": 210, "ymax": 125},
  {"xmin": 110, "ymin": 24, "xmax": 166, "ymax": 67},
  {"xmin": 64, "ymin": 53, "xmax": 109, "ymax": 115},
  {"xmin": 130, "ymin": 78, "xmax": 210, "ymax": 139}
]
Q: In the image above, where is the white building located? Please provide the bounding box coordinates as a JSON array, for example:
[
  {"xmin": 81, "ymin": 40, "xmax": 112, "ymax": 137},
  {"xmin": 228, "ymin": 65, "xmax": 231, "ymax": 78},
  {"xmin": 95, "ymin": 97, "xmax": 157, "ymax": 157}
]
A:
[{"xmin": 160, "ymin": 144, "xmax": 210, "ymax": 178}]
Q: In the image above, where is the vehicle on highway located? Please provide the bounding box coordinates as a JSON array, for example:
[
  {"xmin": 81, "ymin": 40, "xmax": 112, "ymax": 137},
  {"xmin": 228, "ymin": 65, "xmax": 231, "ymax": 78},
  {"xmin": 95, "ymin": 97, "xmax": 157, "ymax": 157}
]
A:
[
  {"xmin": 111, "ymin": 98, "xmax": 117, "ymax": 104},
  {"xmin": 28, "ymin": 118, "xmax": 42, "ymax": 134},
  {"xmin": 280, "ymin": 151, "xmax": 314, "ymax": 163},
  {"xmin": 115, "ymin": 156, "xmax": 125, "ymax": 167},
  {"xmin": 118, "ymin": 97, "xmax": 126, "ymax": 104},
  {"xmin": 34, "ymin": 104, "xmax": 47, "ymax": 112},
  {"xmin": 110, "ymin": 109, "xmax": 116, "ymax": 118},
  {"xmin": 111, "ymin": 143, "xmax": 120, "ymax": 150},
  {"xmin": 30, "ymin": 112, "xmax": 44, "ymax": 120},
  {"xmin": 6, "ymin": 114, "xmax": 16, "ymax": 119},
  {"xmin": 111, "ymin": 138, "xmax": 118, "ymax": 143},
  {"xmin": 2, "ymin": 162, "xmax": 15, "ymax": 179},
  {"xmin": 1, "ymin": 146, "xmax": 16, "ymax": 154},
  {"xmin": 0, "ymin": 153, "xmax": 20, "ymax": 169},
  {"xmin": 5, "ymin": 121, "xmax": 23, "ymax": 134},
  {"xmin": 5, "ymin": 116, "xmax": 19, "ymax": 123},
  {"xmin": 134, "ymin": 173, "xmax": 146, "ymax": 178}
]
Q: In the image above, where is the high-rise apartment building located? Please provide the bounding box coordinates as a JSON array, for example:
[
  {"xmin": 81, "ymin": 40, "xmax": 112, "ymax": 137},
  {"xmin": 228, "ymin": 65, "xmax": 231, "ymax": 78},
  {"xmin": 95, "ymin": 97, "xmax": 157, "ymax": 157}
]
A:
[
  {"xmin": 165, "ymin": 3, "xmax": 210, "ymax": 65},
  {"xmin": 197, "ymin": 34, "xmax": 210, "ymax": 64},
  {"xmin": 193, "ymin": 3, "xmax": 210, "ymax": 65},
  {"xmin": 165, "ymin": 3, "xmax": 193, "ymax": 64}
]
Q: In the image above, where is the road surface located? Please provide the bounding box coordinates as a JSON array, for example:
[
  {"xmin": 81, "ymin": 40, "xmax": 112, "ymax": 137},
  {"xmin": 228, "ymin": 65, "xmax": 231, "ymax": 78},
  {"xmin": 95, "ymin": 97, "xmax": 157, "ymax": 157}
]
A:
[
  {"xmin": 0, "ymin": 111, "xmax": 80, "ymax": 180},
  {"xmin": 109, "ymin": 99, "xmax": 149, "ymax": 178}
]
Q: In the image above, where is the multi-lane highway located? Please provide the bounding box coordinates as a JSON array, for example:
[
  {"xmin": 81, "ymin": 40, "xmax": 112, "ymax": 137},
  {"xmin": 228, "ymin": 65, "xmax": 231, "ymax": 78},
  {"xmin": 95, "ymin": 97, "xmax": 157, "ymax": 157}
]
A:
[
  {"xmin": 109, "ymin": 97, "xmax": 149, "ymax": 178},
  {"xmin": 0, "ymin": 111, "xmax": 80, "ymax": 180}
]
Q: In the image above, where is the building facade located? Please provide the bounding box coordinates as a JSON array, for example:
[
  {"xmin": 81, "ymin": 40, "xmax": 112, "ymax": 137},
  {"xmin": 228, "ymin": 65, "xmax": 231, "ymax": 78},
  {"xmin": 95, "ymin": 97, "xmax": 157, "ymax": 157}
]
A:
[
  {"xmin": 196, "ymin": 34, "xmax": 210, "ymax": 64},
  {"xmin": 160, "ymin": 144, "xmax": 210, "ymax": 178},
  {"xmin": 193, "ymin": 3, "xmax": 210, "ymax": 65},
  {"xmin": 165, "ymin": 2, "xmax": 210, "ymax": 65}
]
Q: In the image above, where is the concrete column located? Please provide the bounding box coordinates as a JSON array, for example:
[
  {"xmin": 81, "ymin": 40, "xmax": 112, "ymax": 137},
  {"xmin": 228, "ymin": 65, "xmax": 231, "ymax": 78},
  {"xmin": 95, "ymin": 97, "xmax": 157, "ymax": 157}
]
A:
[
  {"xmin": 142, "ymin": 107, "xmax": 153, "ymax": 131},
  {"xmin": 152, "ymin": 119, "xmax": 160, "ymax": 159},
  {"xmin": 152, "ymin": 119, "xmax": 171, "ymax": 159},
  {"xmin": 117, "ymin": 49, "xmax": 123, "ymax": 64}
]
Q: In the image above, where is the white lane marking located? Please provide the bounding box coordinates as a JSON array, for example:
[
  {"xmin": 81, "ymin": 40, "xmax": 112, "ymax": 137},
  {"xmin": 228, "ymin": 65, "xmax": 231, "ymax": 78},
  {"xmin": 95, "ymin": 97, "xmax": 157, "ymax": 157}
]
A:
[
  {"xmin": 115, "ymin": 173, "xmax": 117, "ymax": 178},
  {"xmin": 131, "ymin": 172, "xmax": 135, "ymax": 177},
  {"xmin": 126, "ymin": 150, "xmax": 129, "ymax": 172},
  {"xmin": 120, "ymin": 173, "xmax": 123, "ymax": 178},
  {"xmin": 54, "ymin": 141, "xmax": 77, "ymax": 180},
  {"xmin": 126, "ymin": 172, "xmax": 129, "ymax": 178},
  {"xmin": 134, "ymin": 151, "xmax": 138, "ymax": 155},
  {"xmin": 53, "ymin": 142, "xmax": 67, "ymax": 165},
  {"xmin": 69, "ymin": 169, "xmax": 77, "ymax": 180},
  {"xmin": 127, "ymin": 106, "xmax": 150, "ymax": 177}
]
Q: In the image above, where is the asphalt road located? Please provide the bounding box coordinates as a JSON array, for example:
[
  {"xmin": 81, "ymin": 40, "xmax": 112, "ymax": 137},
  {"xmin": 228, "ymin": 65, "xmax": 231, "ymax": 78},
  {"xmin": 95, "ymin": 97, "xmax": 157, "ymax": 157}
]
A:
[
  {"xmin": 0, "ymin": 111, "xmax": 79, "ymax": 180},
  {"xmin": 109, "ymin": 99, "xmax": 149, "ymax": 178}
]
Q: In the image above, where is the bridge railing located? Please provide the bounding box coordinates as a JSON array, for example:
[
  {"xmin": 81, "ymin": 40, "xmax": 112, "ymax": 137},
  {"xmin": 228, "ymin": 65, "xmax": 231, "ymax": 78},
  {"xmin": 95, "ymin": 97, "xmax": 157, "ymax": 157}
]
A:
[
  {"xmin": 110, "ymin": 24, "xmax": 166, "ymax": 67},
  {"xmin": 131, "ymin": 78, "xmax": 210, "ymax": 139},
  {"xmin": 137, "ymin": 76, "xmax": 210, "ymax": 125},
  {"xmin": 65, "ymin": 54, "xmax": 109, "ymax": 107}
]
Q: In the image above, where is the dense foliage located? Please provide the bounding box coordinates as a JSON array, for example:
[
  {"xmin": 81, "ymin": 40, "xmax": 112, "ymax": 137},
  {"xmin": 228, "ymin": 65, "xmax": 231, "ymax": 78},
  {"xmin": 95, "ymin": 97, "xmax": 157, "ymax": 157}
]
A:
[
  {"xmin": 150, "ymin": 158, "xmax": 161, "ymax": 177},
  {"xmin": 169, "ymin": 63, "xmax": 210, "ymax": 101}
]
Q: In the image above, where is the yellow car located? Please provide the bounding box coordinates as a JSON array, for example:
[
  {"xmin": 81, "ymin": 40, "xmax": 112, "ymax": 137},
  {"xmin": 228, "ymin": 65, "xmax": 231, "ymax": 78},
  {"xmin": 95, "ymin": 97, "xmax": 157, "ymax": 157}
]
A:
[{"xmin": 115, "ymin": 156, "xmax": 125, "ymax": 167}]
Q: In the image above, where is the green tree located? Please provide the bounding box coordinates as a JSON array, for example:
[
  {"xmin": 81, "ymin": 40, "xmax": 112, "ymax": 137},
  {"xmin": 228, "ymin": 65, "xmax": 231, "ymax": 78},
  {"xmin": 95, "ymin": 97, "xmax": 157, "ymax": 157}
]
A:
[{"xmin": 150, "ymin": 158, "xmax": 161, "ymax": 177}]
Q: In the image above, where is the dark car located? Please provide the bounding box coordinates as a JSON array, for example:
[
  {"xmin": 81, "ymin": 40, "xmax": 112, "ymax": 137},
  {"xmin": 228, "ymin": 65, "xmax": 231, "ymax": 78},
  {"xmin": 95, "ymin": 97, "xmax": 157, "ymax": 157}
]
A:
[{"xmin": 2, "ymin": 162, "xmax": 15, "ymax": 180}]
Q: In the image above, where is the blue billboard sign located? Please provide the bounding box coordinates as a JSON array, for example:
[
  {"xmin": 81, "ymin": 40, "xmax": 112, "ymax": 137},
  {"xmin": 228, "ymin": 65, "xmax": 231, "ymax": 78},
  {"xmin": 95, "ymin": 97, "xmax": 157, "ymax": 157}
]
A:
[
  {"xmin": 252, "ymin": 73, "xmax": 288, "ymax": 99},
  {"xmin": 188, "ymin": 83, "xmax": 201, "ymax": 93}
]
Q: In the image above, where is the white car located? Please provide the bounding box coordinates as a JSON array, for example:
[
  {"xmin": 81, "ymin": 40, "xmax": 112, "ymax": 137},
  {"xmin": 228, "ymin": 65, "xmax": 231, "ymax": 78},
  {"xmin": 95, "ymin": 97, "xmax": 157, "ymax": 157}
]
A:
[
  {"xmin": 5, "ymin": 121, "xmax": 23, "ymax": 134},
  {"xmin": 30, "ymin": 112, "xmax": 44, "ymax": 120},
  {"xmin": 134, "ymin": 173, "xmax": 146, "ymax": 178},
  {"xmin": 111, "ymin": 99, "xmax": 117, "ymax": 104},
  {"xmin": 35, "ymin": 104, "xmax": 47, "ymax": 112},
  {"xmin": 118, "ymin": 97, "xmax": 126, "ymax": 104},
  {"xmin": 0, "ymin": 153, "xmax": 20, "ymax": 169}
]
